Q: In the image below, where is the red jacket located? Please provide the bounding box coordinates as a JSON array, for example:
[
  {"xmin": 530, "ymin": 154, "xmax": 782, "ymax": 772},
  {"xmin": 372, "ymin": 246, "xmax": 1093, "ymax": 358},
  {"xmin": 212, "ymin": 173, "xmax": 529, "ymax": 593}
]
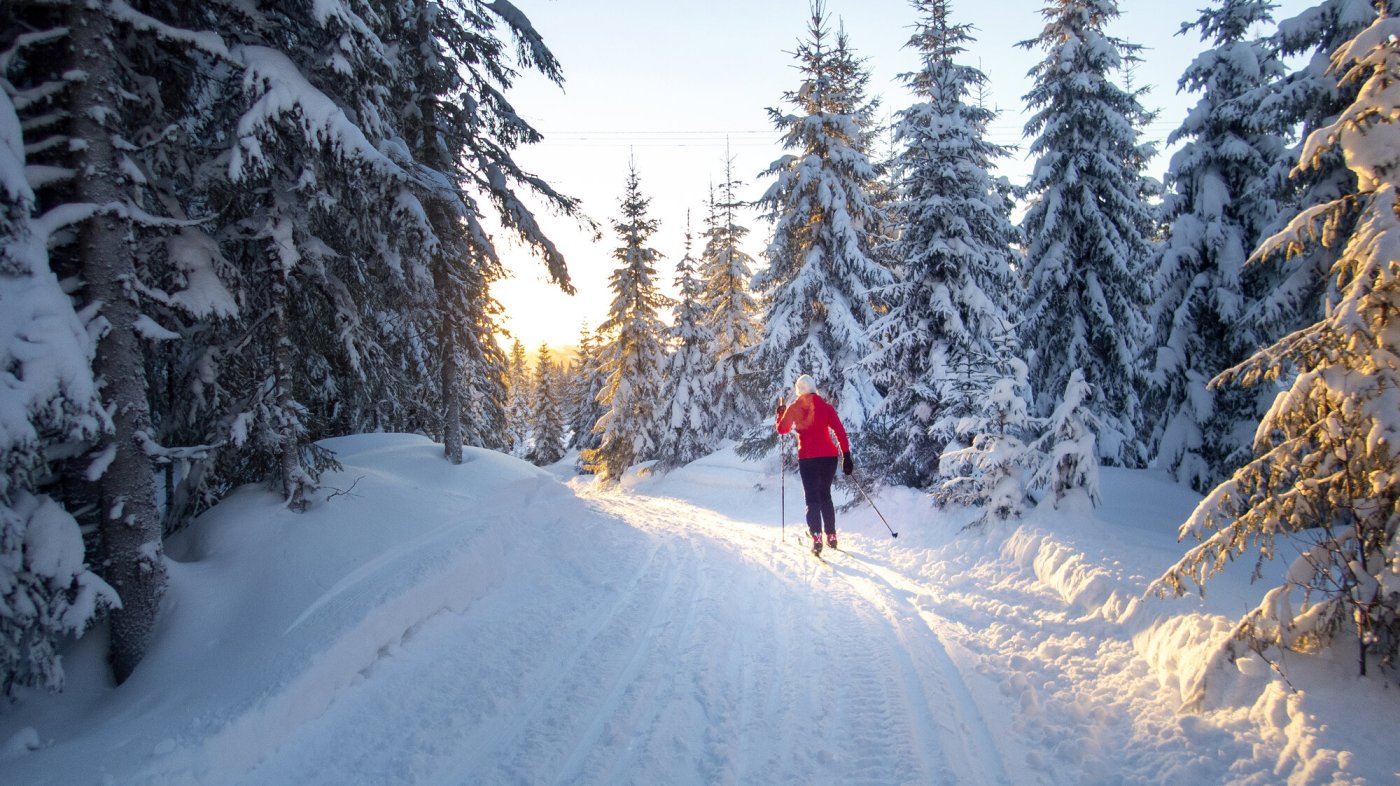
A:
[{"xmin": 776, "ymin": 393, "xmax": 850, "ymax": 459}]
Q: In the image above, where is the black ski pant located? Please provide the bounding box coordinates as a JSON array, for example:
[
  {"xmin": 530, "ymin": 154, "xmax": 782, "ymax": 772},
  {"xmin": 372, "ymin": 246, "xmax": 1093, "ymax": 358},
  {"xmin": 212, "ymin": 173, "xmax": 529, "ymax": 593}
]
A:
[{"xmin": 798, "ymin": 455, "xmax": 839, "ymax": 536}]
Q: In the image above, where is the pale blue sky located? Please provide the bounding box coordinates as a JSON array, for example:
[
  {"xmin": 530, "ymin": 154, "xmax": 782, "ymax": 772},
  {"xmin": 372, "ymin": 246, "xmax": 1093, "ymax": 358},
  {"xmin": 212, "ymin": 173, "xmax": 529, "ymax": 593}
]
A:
[{"xmin": 494, "ymin": 0, "xmax": 1317, "ymax": 352}]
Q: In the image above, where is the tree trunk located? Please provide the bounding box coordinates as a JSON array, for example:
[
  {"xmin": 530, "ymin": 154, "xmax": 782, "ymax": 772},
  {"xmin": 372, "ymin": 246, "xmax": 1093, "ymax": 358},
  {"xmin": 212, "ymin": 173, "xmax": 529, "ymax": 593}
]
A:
[
  {"xmin": 417, "ymin": 0, "xmax": 464, "ymax": 465},
  {"xmin": 271, "ymin": 270, "xmax": 308, "ymax": 511},
  {"xmin": 69, "ymin": 3, "xmax": 167, "ymax": 684}
]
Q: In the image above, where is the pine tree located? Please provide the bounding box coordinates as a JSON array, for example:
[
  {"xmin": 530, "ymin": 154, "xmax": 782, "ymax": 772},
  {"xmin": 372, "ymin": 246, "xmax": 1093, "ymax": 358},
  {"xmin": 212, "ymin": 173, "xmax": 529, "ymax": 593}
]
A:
[
  {"xmin": 506, "ymin": 339, "xmax": 531, "ymax": 456},
  {"xmin": 52, "ymin": 0, "xmax": 179, "ymax": 684},
  {"xmin": 749, "ymin": 2, "xmax": 893, "ymax": 428},
  {"xmin": 565, "ymin": 322, "xmax": 607, "ymax": 459},
  {"xmin": 865, "ymin": 0, "xmax": 1020, "ymax": 488},
  {"xmin": 655, "ymin": 221, "xmax": 715, "ymax": 470},
  {"xmin": 392, "ymin": 0, "xmax": 581, "ymax": 463},
  {"xmin": 1018, "ymin": 0, "xmax": 1157, "ymax": 467},
  {"xmin": 698, "ymin": 159, "xmax": 761, "ymax": 440},
  {"xmin": 1248, "ymin": 0, "xmax": 1400, "ymax": 344},
  {"xmin": 582, "ymin": 162, "xmax": 673, "ymax": 482},
  {"xmin": 525, "ymin": 344, "xmax": 567, "ymax": 466},
  {"xmin": 1146, "ymin": 0, "xmax": 1291, "ymax": 492},
  {"xmin": 1155, "ymin": 13, "xmax": 1400, "ymax": 680},
  {"xmin": 214, "ymin": 0, "xmax": 440, "ymax": 512},
  {"xmin": 0, "ymin": 87, "xmax": 117, "ymax": 694}
]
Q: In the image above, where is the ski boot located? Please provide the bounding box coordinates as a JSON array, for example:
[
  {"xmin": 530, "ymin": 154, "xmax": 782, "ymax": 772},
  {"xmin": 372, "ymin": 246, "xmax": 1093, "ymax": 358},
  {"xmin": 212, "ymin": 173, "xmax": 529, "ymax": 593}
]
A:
[
  {"xmin": 811, "ymin": 532, "xmax": 823, "ymax": 556},
  {"xmin": 827, "ymin": 533, "xmax": 838, "ymax": 550}
]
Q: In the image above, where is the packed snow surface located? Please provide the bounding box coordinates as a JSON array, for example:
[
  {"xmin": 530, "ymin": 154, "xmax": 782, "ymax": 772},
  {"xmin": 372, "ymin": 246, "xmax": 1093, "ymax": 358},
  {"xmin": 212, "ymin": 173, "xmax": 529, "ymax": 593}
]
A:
[{"xmin": 1, "ymin": 433, "xmax": 1396, "ymax": 784}]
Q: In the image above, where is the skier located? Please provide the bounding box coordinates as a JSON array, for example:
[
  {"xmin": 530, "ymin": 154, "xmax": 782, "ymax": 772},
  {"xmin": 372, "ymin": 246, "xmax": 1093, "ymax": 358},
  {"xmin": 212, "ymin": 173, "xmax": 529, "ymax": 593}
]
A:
[{"xmin": 776, "ymin": 374, "xmax": 854, "ymax": 555}]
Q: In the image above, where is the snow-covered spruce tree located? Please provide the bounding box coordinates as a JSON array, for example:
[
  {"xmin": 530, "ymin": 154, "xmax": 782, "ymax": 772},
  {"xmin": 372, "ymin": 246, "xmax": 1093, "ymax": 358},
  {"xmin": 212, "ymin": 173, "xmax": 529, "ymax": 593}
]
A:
[
  {"xmin": 392, "ymin": 0, "xmax": 580, "ymax": 461},
  {"xmin": 748, "ymin": 2, "xmax": 893, "ymax": 430},
  {"xmin": 864, "ymin": 0, "xmax": 1020, "ymax": 488},
  {"xmin": 582, "ymin": 162, "xmax": 673, "ymax": 483},
  {"xmin": 699, "ymin": 159, "xmax": 762, "ymax": 440},
  {"xmin": 1155, "ymin": 14, "xmax": 1400, "ymax": 678},
  {"xmin": 565, "ymin": 322, "xmax": 608, "ymax": 462},
  {"xmin": 525, "ymin": 344, "xmax": 567, "ymax": 466},
  {"xmin": 1145, "ymin": 0, "xmax": 1292, "ymax": 493},
  {"xmin": 655, "ymin": 221, "xmax": 715, "ymax": 470},
  {"xmin": 9, "ymin": 0, "xmax": 201, "ymax": 684},
  {"xmin": 1018, "ymin": 0, "xmax": 1157, "ymax": 467},
  {"xmin": 933, "ymin": 359, "xmax": 1038, "ymax": 530},
  {"xmin": 209, "ymin": 0, "xmax": 430, "ymax": 513},
  {"xmin": 1248, "ymin": 0, "xmax": 1400, "ymax": 345},
  {"xmin": 1029, "ymin": 368, "xmax": 1102, "ymax": 511},
  {"xmin": 0, "ymin": 86, "xmax": 117, "ymax": 694},
  {"xmin": 505, "ymin": 338, "xmax": 531, "ymax": 456}
]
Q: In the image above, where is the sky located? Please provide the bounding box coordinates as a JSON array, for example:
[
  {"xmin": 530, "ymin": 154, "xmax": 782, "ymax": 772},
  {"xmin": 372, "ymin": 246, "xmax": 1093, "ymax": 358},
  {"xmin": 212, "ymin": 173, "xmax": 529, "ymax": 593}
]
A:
[{"xmin": 491, "ymin": 0, "xmax": 1317, "ymax": 354}]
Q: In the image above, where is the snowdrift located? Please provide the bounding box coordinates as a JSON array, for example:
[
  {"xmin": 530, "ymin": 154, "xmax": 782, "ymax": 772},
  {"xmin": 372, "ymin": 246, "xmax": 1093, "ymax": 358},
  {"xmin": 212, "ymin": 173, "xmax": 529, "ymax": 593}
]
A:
[{"xmin": 0, "ymin": 434, "xmax": 610, "ymax": 784}]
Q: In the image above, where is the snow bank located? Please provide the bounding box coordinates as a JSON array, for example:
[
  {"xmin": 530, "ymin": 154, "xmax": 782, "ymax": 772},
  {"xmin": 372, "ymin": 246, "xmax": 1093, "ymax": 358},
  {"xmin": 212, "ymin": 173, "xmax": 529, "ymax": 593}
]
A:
[
  {"xmin": 0, "ymin": 434, "xmax": 598, "ymax": 784},
  {"xmin": 928, "ymin": 466, "xmax": 1396, "ymax": 784}
]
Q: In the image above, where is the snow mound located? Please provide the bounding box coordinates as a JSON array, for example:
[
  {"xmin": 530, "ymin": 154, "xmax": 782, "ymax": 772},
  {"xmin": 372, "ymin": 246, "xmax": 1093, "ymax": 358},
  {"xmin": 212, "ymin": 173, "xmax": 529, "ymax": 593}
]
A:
[{"xmin": 0, "ymin": 434, "xmax": 597, "ymax": 784}]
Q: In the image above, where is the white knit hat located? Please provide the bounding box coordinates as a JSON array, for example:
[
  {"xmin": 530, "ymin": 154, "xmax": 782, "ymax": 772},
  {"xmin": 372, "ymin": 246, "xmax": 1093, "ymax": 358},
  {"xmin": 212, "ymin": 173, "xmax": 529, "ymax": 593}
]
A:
[{"xmin": 793, "ymin": 374, "xmax": 817, "ymax": 396}]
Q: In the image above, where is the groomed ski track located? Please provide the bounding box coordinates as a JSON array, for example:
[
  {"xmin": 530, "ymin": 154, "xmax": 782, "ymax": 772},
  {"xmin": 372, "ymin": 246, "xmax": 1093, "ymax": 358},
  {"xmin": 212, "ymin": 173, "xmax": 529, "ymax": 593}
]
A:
[{"xmin": 242, "ymin": 475, "xmax": 1015, "ymax": 786}]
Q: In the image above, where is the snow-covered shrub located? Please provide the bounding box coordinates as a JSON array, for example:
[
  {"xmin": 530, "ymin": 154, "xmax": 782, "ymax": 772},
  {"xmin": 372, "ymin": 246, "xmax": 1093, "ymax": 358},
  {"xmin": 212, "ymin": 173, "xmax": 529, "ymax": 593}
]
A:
[
  {"xmin": 1029, "ymin": 369, "xmax": 1102, "ymax": 511},
  {"xmin": 934, "ymin": 361, "xmax": 1037, "ymax": 529},
  {"xmin": 1153, "ymin": 13, "xmax": 1400, "ymax": 678},
  {"xmin": 1, "ymin": 494, "xmax": 117, "ymax": 695}
]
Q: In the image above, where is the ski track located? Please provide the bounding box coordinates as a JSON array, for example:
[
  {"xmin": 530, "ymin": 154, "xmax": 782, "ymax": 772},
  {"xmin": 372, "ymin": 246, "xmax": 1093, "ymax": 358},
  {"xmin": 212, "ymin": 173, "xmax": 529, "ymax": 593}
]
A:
[{"xmin": 237, "ymin": 484, "xmax": 1013, "ymax": 786}]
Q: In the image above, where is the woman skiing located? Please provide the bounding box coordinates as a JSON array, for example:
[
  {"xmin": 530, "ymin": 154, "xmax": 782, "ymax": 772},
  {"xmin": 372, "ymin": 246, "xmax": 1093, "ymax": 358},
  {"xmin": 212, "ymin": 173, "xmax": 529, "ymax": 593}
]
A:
[{"xmin": 776, "ymin": 374, "xmax": 853, "ymax": 555}]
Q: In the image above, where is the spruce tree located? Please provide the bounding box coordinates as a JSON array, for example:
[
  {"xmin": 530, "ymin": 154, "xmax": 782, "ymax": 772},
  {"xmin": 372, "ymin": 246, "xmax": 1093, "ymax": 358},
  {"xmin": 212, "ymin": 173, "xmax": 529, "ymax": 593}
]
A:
[
  {"xmin": 1249, "ymin": 0, "xmax": 1400, "ymax": 344},
  {"xmin": 1155, "ymin": 13, "xmax": 1400, "ymax": 680},
  {"xmin": 582, "ymin": 162, "xmax": 673, "ymax": 482},
  {"xmin": 18, "ymin": 0, "xmax": 194, "ymax": 684},
  {"xmin": 392, "ymin": 0, "xmax": 581, "ymax": 462},
  {"xmin": 1018, "ymin": 0, "xmax": 1157, "ymax": 467},
  {"xmin": 1146, "ymin": 0, "xmax": 1291, "ymax": 491},
  {"xmin": 506, "ymin": 339, "xmax": 531, "ymax": 456},
  {"xmin": 698, "ymin": 161, "xmax": 761, "ymax": 440},
  {"xmin": 566, "ymin": 323, "xmax": 609, "ymax": 467},
  {"xmin": 1029, "ymin": 369, "xmax": 1102, "ymax": 510},
  {"xmin": 655, "ymin": 222, "xmax": 715, "ymax": 470},
  {"xmin": 750, "ymin": 2, "xmax": 893, "ymax": 428},
  {"xmin": 525, "ymin": 344, "xmax": 567, "ymax": 466},
  {"xmin": 0, "ymin": 87, "xmax": 116, "ymax": 694},
  {"xmin": 866, "ymin": 0, "xmax": 1020, "ymax": 488},
  {"xmin": 934, "ymin": 360, "xmax": 1037, "ymax": 530}
]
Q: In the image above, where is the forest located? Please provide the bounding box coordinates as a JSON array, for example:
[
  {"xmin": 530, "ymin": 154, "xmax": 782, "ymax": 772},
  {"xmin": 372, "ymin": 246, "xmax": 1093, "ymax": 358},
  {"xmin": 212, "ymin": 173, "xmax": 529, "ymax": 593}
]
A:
[{"xmin": 2, "ymin": 0, "xmax": 1398, "ymax": 716}]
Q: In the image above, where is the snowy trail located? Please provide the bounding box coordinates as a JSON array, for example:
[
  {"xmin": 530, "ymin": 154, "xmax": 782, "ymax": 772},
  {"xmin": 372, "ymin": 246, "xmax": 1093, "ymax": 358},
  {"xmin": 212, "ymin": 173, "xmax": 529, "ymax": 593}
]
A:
[
  {"xmin": 238, "ymin": 482, "xmax": 1011, "ymax": 786},
  {"xmin": 7, "ymin": 439, "xmax": 1390, "ymax": 785}
]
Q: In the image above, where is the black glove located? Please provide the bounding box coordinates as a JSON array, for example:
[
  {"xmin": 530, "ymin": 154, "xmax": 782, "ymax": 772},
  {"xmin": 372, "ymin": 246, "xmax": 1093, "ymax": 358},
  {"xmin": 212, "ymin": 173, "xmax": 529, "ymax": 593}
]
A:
[
  {"xmin": 842, "ymin": 453, "xmax": 854, "ymax": 475},
  {"xmin": 776, "ymin": 399, "xmax": 785, "ymax": 417}
]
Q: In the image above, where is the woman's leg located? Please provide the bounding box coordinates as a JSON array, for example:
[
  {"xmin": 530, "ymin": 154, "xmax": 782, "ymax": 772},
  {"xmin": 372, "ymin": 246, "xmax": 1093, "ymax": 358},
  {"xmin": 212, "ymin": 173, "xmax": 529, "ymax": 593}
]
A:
[
  {"xmin": 815, "ymin": 456, "xmax": 838, "ymax": 534},
  {"xmin": 797, "ymin": 458, "xmax": 828, "ymax": 536}
]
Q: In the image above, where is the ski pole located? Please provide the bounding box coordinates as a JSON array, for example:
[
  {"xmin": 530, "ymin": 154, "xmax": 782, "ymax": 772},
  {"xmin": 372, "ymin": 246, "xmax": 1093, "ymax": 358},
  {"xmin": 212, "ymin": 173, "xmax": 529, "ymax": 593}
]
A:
[
  {"xmin": 777, "ymin": 394, "xmax": 786, "ymax": 542},
  {"xmin": 851, "ymin": 473, "xmax": 898, "ymax": 538}
]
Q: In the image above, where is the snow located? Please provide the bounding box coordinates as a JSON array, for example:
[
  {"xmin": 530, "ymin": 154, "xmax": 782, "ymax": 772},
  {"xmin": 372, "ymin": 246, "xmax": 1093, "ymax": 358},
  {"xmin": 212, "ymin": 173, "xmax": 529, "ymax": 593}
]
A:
[{"xmin": 0, "ymin": 433, "xmax": 1396, "ymax": 784}]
